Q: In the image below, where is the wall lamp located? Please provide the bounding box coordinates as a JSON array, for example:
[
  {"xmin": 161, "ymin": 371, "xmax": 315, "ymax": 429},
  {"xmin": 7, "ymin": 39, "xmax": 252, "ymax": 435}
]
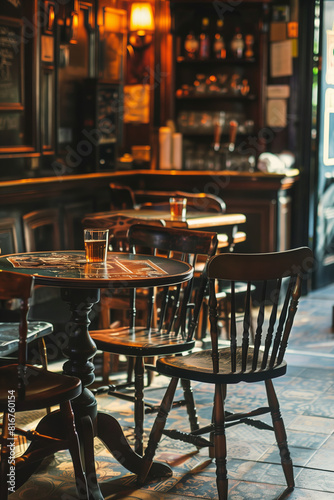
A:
[
  {"xmin": 44, "ymin": 2, "xmax": 55, "ymax": 33},
  {"xmin": 62, "ymin": 10, "xmax": 78, "ymax": 44},
  {"xmin": 129, "ymin": 2, "xmax": 155, "ymax": 49},
  {"xmin": 59, "ymin": 0, "xmax": 79, "ymax": 44}
]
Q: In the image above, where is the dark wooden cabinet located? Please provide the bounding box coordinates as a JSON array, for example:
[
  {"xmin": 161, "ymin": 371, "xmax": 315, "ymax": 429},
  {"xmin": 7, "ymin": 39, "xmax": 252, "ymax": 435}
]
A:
[{"xmin": 79, "ymin": 79, "xmax": 123, "ymax": 172}]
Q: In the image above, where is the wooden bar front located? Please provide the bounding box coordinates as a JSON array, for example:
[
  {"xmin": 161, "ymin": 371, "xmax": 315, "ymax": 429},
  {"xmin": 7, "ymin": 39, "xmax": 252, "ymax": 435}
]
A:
[{"xmin": 0, "ymin": 169, "xmax": 298, "ymax": 255}]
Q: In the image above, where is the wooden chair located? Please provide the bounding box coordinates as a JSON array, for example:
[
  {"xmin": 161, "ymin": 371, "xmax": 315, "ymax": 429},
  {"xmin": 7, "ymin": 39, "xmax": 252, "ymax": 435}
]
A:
[
  {"xmin": 137, "ymin": 190, "xmax": 248, "ymax": 342},
  {"xmin": 0, "ymin": 271, "xmax": 89, "ymax": 500},
  {"xmin": 109, "ymin": 182, "xmax": 137, "ymax": 210},
  {"xmin": 134, "ymin": 189, "xmax": 226, "ymax": 213},
  {"xmin": 22, "ymin": 208, "xmax": 62, "ymax": 252},
  {"xmin": 22, "ymin": 207, "xmax": 71, "ymax": 347},
  {"xmin": 90, "ymin": 224, "xmax": 218, "ymax": 455},
  {"xmin": 138, "ymin": 247, "xmax": 314, "ymax": 499},
  {"xmin": 0, "ymin": 213, "xmax": 52, "ymax": 372},
  {"xmin": 0, "ymin": 321, "xmax": 52, "ymax": 367}
]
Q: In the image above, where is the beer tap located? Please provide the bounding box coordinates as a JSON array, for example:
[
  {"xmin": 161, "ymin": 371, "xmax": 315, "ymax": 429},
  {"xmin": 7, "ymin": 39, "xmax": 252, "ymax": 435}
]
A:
[
  {"xmin": 225, "ymin": 119, "xmax": 238, "ymax": 169},
  {"xmin": 213, "ymin": 115, "xmax": 224, "ymax": 152},
  {"xmin": 228, "ymin": 119, "xmax": 238, "ymax": 152},
  {"xmin": 209, "ymin": 112, "xmax": 225, "ymax": 170}
]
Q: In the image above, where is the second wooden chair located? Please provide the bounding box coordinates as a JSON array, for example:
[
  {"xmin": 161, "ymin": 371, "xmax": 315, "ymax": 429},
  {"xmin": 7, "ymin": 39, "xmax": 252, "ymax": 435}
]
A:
[{"xmin": 89, "ymin": 224, "xmax": 218, "ymax": 455}]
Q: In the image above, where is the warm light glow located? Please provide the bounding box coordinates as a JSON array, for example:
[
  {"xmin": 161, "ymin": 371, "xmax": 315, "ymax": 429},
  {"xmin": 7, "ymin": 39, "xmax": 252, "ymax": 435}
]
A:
[
  {"xmin": 47, "ymin": 4, "xmax": 55, "ymax": 31},
  {"xmin": 72, "ymin": 11, "xmax": 79, "ymax": 31},
  {"xmin": 130, "ymin": 3, "xmax": 154, "ymax": 36}
]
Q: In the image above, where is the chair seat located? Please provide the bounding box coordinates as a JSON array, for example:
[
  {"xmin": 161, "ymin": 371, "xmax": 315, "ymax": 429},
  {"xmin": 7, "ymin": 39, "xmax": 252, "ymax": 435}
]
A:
[
  {"xmin": 156, "ymin": 346, "xmax": 287, "ymax": 384},
  {"xmin": 91, "ymin": 327, "xmax": 195, "ymax": 357},
  {"xmin": 0, "ymin": 321, "xmax": 53, "ymax": 357},
  {"xmin": 0, "ymin": 364, "xmax": 82, "ymax": 412}
]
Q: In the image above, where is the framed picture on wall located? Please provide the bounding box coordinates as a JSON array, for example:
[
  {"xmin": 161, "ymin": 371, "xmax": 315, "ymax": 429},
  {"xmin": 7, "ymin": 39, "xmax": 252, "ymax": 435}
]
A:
[{"xmin": 0, "ymin": 17, "xmax": 24, "ymax": 109}]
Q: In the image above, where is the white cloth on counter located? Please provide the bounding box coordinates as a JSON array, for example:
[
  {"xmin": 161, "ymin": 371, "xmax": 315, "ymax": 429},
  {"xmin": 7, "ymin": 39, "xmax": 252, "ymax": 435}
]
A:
[{"xmin": 257, "ymin": 151, "xmax": 295, "ymax": 173}]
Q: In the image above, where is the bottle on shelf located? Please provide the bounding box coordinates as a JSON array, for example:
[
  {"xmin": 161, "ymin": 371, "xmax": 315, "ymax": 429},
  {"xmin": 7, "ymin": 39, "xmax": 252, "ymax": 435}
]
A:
[
  {"xmin": 213, "ymin": 19, "xmax": 226, "ymax": 59},
  {"xmin": 184, "ymin": 31, "xmax": 199, "ymax": 59},
  {"xmin": 199, "ymin": 18, "xmax": 210, "ymax": 59},
  {"xmin": 230, "ymin": 27, "xmax": 244, "ymax": 59},
  {"xmin": 244, "ymin": 34, "xmax": 255, "ymax": 59}
]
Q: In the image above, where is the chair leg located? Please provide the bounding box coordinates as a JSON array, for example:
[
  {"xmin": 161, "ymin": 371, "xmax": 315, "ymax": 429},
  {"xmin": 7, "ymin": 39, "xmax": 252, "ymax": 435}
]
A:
[
  {"xmin": 0, "ymin": 412, "xmax": 10, "ymax": 500},
  {"xmin": 137, "ymin": 376, "xmax": 179, "ymax": 485},
  {"xmin": 265, "ymin": 379, "xmax": 294, "ymax": 491},
  {"xmin": 134, "ymin": 356, "xmax": 145, "ymax": 455},
  {"xmin": 145, "ymin": 356, "xmax": 155, "ymax": 386},
  {"xmin": 127, "ymin": 356, "xmax": 134, "ymax": 383},
  {"xmin": 60, "ymin": 401, "xmax": 89, "ymax": 500},
  {"xmin": 200, "ymin": 300, "xmax": 208, "ymax": 342},
  {"xmin": 180, "ymin": 378, "xmax": 200, "ymax": 433},
  {"xmin": 38, "ymin": 337, "xmax": 48, "ymax": 371},
  {"xmin": 37, "ymin": 338, "xmax": 52, "ymax": 414},
  {"xmin": 213, "ymin": 384, "xmax": 228, "ymax": 500}
]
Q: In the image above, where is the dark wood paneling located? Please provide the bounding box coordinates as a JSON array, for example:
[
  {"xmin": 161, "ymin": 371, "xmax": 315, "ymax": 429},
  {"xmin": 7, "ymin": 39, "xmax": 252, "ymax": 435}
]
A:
[{"xmin": 0, "ymin": 170, "xmax": 298, "ymax": 254}]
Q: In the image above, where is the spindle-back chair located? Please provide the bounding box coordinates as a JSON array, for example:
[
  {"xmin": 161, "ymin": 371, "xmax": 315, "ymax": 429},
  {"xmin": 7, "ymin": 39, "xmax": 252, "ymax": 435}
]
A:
[
  {"xmin": 0, "ymin": 270, "xmax": 90, "ymax": 499},
  {"xmin": 138, "ymin": 247, "xmax": 313, "ymax": 499},
  {"xmin": 90, "ymin": 224, "xmax": 218, "ymax": 455}
]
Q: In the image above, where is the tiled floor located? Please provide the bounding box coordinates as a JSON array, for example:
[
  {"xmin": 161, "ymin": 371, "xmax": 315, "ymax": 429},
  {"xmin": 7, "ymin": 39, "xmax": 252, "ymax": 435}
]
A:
[{"xmin": 8, "ymin": 283, "xmax": 334, "ymax": 499}]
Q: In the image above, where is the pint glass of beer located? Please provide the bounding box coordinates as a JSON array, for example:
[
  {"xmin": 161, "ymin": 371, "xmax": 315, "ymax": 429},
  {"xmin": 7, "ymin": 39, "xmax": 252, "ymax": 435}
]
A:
[
  {"xmin": 169, "ymin": 197, "xmax": 187, "ymax": 221},
  {"xmin": 84, "ymin": 228, "xmax": 109, "ymax": 263}
]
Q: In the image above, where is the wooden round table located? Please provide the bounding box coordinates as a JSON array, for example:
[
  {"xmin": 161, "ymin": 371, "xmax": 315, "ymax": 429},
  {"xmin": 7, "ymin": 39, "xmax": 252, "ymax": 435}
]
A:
[{"xmin": 0, "ymin": 251, "xmax": 193, "ymax": 499}]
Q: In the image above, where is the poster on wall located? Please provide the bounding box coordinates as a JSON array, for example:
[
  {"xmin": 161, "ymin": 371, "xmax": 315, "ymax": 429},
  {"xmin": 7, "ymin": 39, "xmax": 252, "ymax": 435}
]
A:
[
  {"xmin": 323, "ymin": 88, "xmax": 334, "ymax": 165},
  {"xmin": 326, "ymin": 26, "xmax": 334, "ymax": 84},
  {"xmin": 0, "ymin": 18, "xmax": 23, "ymax": 108}
]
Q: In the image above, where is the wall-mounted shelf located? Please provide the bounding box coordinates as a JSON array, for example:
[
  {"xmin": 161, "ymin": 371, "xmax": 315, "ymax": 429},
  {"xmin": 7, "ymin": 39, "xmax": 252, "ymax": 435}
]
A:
[
  {"xmin": 176, "ymin": 94, "xmax": 256, "ymax": 101},
  {"xmin": 171, "ymin": 1, "xmax": 269, "ymax": 169}
]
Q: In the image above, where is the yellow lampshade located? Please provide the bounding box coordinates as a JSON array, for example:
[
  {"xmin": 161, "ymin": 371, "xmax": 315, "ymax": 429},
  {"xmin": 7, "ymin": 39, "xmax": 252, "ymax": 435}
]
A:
[{"xmin": 130, "ymin": 3, "xmax": 154, "ymax": 36}]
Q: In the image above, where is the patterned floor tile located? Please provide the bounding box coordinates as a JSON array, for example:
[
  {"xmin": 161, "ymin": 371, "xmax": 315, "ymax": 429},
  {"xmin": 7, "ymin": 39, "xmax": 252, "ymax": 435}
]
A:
[
  {"xmin": 295, "ymin": 468, "xmax": 334, "ymax": 492},
  {"xmin": 287, "ymin": 415, "xmax": 334, "ymax": 434},
  {"xmin": 259, "ymin": 445, "xmax": 316, "ymax": 467},
  {"xmin": 305, "ymin": 448, "xmax": 334, "ymax": 471}
]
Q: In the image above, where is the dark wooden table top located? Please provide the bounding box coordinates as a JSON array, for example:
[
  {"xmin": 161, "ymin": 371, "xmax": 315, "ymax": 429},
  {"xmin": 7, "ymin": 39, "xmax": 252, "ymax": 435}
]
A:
[
  {"xmin": 0, "ymin": 251, "xmax": 193, "ymax": 289},
  {"xmin": 88, "ymin": 209, "xmax": 246, "ymax": 229}
]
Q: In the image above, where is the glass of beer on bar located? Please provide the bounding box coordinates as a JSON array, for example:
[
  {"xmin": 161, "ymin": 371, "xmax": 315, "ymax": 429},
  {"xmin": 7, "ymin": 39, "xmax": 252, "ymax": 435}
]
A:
[
  {"xmin": 84, "ymin": 228, "xmax": 109, "ymax": 263},
  {"xmin": 169, "ymin": 197, "xmax": 187, "ymax": 221}
]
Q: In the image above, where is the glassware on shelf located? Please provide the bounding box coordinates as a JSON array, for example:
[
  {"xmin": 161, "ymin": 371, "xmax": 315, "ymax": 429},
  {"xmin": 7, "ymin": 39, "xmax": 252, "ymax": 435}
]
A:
[
  {"xmin": 217, "ymin": 74, "xmax": 229, "ymax": 93},
  {"xmin": 230, "ymin": 27, "xmax": 244, "ymax": 59},
  {"xmin": 230, "ymin": 73, "xmax": 242, "ymax": 94},
  {"xmin": 213, "ymin": 19, "xmax": 226, "ymax": 59},
  {"xmin": 244, "ymin": 34, "xmax": 255, "ymax": 59},
  {"xmin": 206, "ymin": 75, "xmax": 220, "ymax": 94},
  {"xmin": 240, "ymin": 79, "xmax": 250, "ymax": 96},
  {"xmin": 199, "ymin": 18, "xmax": 210, "ymax": 59},
  {"xmin": 184, "ymin": 31, "xmax": 199, "ymax": 59},
  {"xmin": 193, "ymin": 74, "xmax": 207, "ymax": 94}
]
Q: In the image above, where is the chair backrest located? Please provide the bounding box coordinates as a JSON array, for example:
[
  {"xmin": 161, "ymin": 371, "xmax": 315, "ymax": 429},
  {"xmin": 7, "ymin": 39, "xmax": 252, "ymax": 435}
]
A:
[
  {"xmin": 23, "ymin": 208, "xmax": 62, "ymax": 252},
  {"xmin": 134, "ymin": 190, "xmax": 226, "ymax": 213},
  {"xmin": 207, "ymin": 247, "xmax": 313, "ymax": 375},
  {"xmin": 109, "ymin": 183, "xmax": 137, "ymax": 210},
  {"xmin": 82, "ymin": 214, "xmax": 165, "ymax": 252},
  {"xmin": 0, "ymin": 270, "xmax": 34, "ymax": 373},
  {"xmin": 128, "ymin": 224, "xmax": 218, "ymax": 339}
]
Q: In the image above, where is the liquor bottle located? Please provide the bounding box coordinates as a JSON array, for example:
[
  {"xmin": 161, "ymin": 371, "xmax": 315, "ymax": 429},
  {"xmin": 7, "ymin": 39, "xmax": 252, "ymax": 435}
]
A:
[
  {"xmin": 199, "ymin": 18, "xmax": 210, "ymax": 59},
  {"xmin": 230, "ymin": 27, "xmax": 244, "ymax": 59},
  {"xmin": 184, "ymin": 31, "xmax": 199, "ymax": 59},
  {"xmin": 213, "ymin": 19, "xmax": 226, "ymax": 59},
  {"xmin": 244, "ymin": 34, "xmax": 254, "ymax": 59}
]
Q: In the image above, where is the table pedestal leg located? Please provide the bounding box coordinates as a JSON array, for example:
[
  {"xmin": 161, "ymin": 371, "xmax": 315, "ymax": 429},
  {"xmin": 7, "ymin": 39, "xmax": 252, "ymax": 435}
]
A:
[{"xmin": 60, "ymin": 288, "xmax": 172, "ymax": 481}]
